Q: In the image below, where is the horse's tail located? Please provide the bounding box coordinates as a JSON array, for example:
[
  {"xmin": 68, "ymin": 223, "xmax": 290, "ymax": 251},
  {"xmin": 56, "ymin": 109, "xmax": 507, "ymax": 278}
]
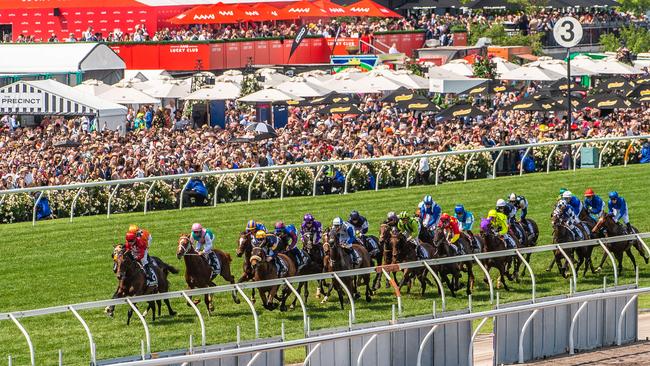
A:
[{"xmin": 153, "ymin": 257, "xmax": 179, "ymax": 275}]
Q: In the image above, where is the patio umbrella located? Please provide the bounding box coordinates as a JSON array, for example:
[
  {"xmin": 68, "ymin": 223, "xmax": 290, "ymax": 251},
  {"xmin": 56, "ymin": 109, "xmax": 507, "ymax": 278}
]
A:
[
  {"xmin": 99, "ymin": 85, "xmax": 161, "ymax": 105},
  {"xmin": 314, "ymin": 0, "xmax": 351, "ymax": 16},
  {"xmin": 182, "ymin": 82, "xmax": 241, "ymax": 101},
  {"xmin": 309, "ymin": 92, "xmax": 360, "ymax": 105},
  {"xmin": 466, "ymin": 80, "xmax": 516, "ymax": 95},
  {"xmin": 380, "ymin": 87, "xmax": 417, "ymax": 103},
  {"xmin": 275, "ymin": 77, "xmax": 332, "ymax": 98},
  {"xmin": 73, "ymin": 79, "xmax": 113, "ymax": 96},
  {"xmin": 491, "ymin": 57, "xmax": 519, "ymax": 76},
  {"xmin": 251, "ymin": 3, "xmax": 299, "ymax": 20},
  {"xmin": 257, "ymin": 69, "xmax": 291, "ymax": 88},
  {"xmin": 142, "ymin": 80, "xmax": 191, "ymax": 99},
  {"xmin": 498, "ymin": 64, "xmax": 564, "ymax": 81},
  {"xmin": 238, "ymin": 88, "xmax": 302, "ymax": 103},
  {"xmin": 437, "ymin": 103, "xmax": 486, "ymax": 119},
  {"xmin": 281, "ymin": 1, "xmax": 336, "ymax": 18},
  {"xmin": 439, "ymin": 59, "xmax": 474, "ymax": 77},
  {"xmin": 379, "ymin": 69, "xmax": 429, "ymax": 90},
  {"xmin": 593, "ymin": 58, "xmax": 642, "ymax": 75},
  {"xmin": 585, "ymin": 94, "xmax": 641, "ymax": 109},
  {"xmin": 633, "ymin": 75, "xmax": 650, "ymax": 85},
  {"xmin": 170, "ymin": 3, "xmax": 247, "ymax": 24},
  {"xmin": 540, "ymin": 78, "xmax": 587, "ymax": 93},
  {"xmin": 346, "ymin": 0, "xmax": 402, "ymax": 17},
  {"xmin": 530, "ymin": 56, "xmax": 597, "ymax": 77},
  {"xmin": 627, "ymin": 84, "xmax": 650, "ymax": 99},
  {"xmin": 598, "ymin": 76, "xmax": 635, "ymax": 93},
  {"xmin": 318, "ymin": 104, "xmax": 364, "ymax": 115},
  {"xmin": 245, "ymin": 122, "xmax": 277, "ymax": 135},
  {"xmin": 396, "ymin": 96, "xmax": 440, "ymax": 112},
  {"xmin": 503, "ymin": 96, "xmax": 558, "ymax": 111}
]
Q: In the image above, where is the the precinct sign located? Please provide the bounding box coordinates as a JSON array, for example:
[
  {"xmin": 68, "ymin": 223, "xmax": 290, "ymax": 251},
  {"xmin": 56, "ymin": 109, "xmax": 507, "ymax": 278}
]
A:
[{"xmin": 0, "ymin": 93, "xmax": 45, "ymax": 109}]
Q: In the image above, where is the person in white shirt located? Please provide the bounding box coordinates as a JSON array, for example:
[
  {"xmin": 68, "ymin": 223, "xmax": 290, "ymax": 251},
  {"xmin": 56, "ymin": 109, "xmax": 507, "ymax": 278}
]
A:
[{"xmin": 388, "ymin": 43, "xmax": 399, "ymax": 54}]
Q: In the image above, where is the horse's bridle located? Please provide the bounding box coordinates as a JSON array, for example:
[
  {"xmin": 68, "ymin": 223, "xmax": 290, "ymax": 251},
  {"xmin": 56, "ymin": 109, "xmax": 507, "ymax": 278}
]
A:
[{"xmin": 178, "ymin": 237, "xmax": 201, "ymax": 257}]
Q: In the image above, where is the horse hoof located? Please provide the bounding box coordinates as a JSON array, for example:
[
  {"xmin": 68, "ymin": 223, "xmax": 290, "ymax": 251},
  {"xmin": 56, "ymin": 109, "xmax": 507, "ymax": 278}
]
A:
[
  {"xmin": 320, "ymin": 296, "xmax": 329, "ymax": 304},
  {"xmin": 280, "ymin": 305, "xmax": 287, "ymax": 312},
  {"xmin": 595, "ymin": 267, "xmax": 602, "ymax": 273},
  {"xmin": 545, "ymin": 268, "xmax": 551, "ymax": 272},
  {"xmin": 233, "ymin": 297, "xmax": 241, "ymax": 305},
  {"xmin": 142, "ymin": 310, "xmax": 148, "ymax": 317},
  {"xmin": 563, "ymin": 273, "xmax": 569, "ymax": 279},
  {"xmin": 170, "ymin": 311, "xmax": 177, "ymax": 317},
  {"xmin": 645, "ymin": 257, "xmax": 649, "ymax": 265},
  {"xmin": 193, "ymin": 299, "xmax": 201, "ymax": 305},
  {"xmin": 366, "ymin": 295, "xmax": 372, "ymax": 302},
  {"xmin": 353, "ymin": 292, "xmax": 361, "ymax": 300}
]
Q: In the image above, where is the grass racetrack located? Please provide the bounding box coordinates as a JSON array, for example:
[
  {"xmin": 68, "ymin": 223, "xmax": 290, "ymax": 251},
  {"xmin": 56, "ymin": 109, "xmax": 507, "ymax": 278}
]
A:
[{"xmin": 1, "ymin": 164, "xmax": 650, "ymax": 365}]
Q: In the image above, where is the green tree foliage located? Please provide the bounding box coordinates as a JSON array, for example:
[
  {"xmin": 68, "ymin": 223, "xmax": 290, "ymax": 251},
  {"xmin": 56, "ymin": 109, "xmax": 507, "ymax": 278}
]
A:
[
  {"xmin": 600, "ymin": 26, "xmax": 650, "ymax": 54},
  {"xmin": 617, "ymin": 0, "xmax": 650, "ymax": 15},
  {"xmin": 468, "ymin": 23, "xmax": 543, "ymax": 55}
]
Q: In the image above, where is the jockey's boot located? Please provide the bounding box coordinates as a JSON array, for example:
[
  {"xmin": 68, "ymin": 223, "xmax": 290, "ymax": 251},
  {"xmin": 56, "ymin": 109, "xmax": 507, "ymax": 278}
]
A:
[
  {"xmin": 144, "ymin": 262, "xmax": 158, "ymax": 287},
  {"xmin": 449, "ymin": 243, "xmax": 459, "ymax": 256},
  {"xmin": 503, "ymin": 235, "xmax": 516, "ymax": 249},
  {"xmin": 572, "ymin": 226, "xmax": 584, "ymax": 241},
  {"xmin": 627, "ymin": 223, "xmax": 634, "ymax": 234},
  {"xmin": 275, "ymin": 256, "xmax": 287, "ymax": 277},
  {"xmin": 208, "ymin": 252, "xmax": 221, "ymax": 279},
  {"xmin": 291, "ymin": 248, "xmax": 306, "ymax": 270},
  {"xmin": 416, "ymin": 244, "xmax": 428, "ymax": 259},
  {"xmin": 367, "ymin": 238, "xmax": 379, "ymax": 257},
  {"xmin": 347, "ymin": 248, "xmax": 361, "ymax": 266},
  {"xmin": 472, "ymin": 237, "xmax": 481, "ymax": 253}
]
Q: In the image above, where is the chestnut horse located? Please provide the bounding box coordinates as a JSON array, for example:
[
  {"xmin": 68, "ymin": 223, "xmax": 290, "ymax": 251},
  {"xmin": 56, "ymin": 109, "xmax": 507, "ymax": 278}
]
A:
[
  {"xmin": 390, "ymin": 227, "xmax": 436, "ymax": 295},
  {"xmin": 592, "ymin": 213, "xmax": 647, "ymax": 273},
  {"xmin": 236, "ymin": 232, "xmax": 257, "ymax": 303},
  {"xmin": 432, "ymin": 229, "xmax": 474, "ymax": 295},
  {"xmin": 479, "ymin": 218, "xmax": 514, "ymax": 291},
  {"xmin": 249, "ymin": 246, "xmax": 297, "ymax": 311},
  {"xmin": 177, "ymin": 235, "xmax": 239, "ymax": 315}
]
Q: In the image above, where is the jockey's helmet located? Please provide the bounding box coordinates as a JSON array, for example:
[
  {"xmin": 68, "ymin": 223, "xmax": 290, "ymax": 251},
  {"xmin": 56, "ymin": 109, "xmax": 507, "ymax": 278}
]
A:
[
  {"xmin": 584, "ymin": 188, "xmax": 595, "ymax": 197},
  {"xmin": 609, "ymin": 191, "xmax": 619, "ymax": 200},
  {"xmin": 496, "ymin": 199, "xmax": 506, "ymax": 208},
  {"xmin": 125, "ymin": 232, "xmax": 137, "ymax": 243},
  {"xmin": 255, "ymin": 230, "xmax": 267, "ymax": 240},
  {"xmin": 454, "ymin": 205, "xmax": 465, "ymax": 215}
]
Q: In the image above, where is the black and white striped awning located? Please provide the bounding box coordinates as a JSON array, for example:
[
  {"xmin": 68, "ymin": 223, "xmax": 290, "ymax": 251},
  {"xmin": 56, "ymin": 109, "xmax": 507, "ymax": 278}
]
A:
[{"xmin": 0, "ymin": 81, "xmax": 97, "ymax": 116}]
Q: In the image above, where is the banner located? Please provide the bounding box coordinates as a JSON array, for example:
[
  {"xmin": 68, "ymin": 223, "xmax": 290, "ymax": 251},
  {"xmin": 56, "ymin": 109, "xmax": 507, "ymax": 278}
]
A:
[
  {"xmin": 289, "ymin": 25, "xmax": 308, "ymax": 60},
  {"xmin": 0, "ymin": 92, "xmax": 44, "ymax": 109}
]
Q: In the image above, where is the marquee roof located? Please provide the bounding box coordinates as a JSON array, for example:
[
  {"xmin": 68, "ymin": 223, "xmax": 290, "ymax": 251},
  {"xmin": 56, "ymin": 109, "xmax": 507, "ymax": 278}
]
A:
[{"xmin": 0, "ymin": 43, "xmax": 125, "ymax": 74}]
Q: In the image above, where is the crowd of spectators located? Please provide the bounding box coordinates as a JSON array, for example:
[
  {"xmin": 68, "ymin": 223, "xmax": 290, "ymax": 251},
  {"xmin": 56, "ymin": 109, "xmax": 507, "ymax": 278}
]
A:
[{"xmin": 2, "ymin": 85, "xmax": 650, "ymax": 190}]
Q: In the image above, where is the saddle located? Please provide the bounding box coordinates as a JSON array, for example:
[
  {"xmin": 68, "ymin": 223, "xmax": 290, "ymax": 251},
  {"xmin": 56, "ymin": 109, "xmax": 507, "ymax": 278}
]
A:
[{"xmin": 275, "ymin": 256, "xmax": 289, "ymax": 277}]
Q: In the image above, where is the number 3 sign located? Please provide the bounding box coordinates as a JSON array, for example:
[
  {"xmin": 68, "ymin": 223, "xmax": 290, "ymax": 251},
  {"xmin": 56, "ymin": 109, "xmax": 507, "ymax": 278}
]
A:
[{"xmin": 553, "ymin": 17, "xmax": 583, "ymax": 48}]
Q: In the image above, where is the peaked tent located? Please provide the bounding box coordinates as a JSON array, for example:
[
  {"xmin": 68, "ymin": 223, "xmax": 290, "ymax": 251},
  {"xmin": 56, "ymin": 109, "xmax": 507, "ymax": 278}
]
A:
[
  {"xmin": 346, "ymin": 0, "xmax": 402, "ymax": 17},
  {"xmin": 0, "ymin": 79, "xmax": 127, "ymax": 130}
]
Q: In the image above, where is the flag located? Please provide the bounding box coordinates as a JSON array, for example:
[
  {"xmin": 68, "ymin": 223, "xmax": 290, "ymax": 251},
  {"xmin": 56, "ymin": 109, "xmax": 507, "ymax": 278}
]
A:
[
  {"xmin": 330, "ymin": 25, "xmax": 341, "ymax": 56},
  {"xmin": 289, "ymin": 24, "xmax": 308, "ymax": 60}
]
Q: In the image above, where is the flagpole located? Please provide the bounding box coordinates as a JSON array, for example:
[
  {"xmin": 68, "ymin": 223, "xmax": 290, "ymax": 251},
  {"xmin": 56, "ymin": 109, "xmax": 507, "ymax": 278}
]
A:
[{"xmin": 566, "ymin": 47, "xmax": 573, "ymax": 169}]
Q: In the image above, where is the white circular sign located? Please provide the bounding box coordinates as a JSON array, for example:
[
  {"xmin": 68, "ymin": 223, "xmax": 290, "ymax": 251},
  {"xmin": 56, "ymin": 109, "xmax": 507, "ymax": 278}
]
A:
[{"xmin": 553, "ymin": 17, "xmax": 583, "ymax": 48}]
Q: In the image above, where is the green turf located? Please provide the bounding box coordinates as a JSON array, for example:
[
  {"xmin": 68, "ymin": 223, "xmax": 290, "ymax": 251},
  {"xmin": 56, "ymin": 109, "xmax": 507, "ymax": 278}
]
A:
[{"xmin": 1, "ymin": 164, "xmax": 650, "ymax": 366}]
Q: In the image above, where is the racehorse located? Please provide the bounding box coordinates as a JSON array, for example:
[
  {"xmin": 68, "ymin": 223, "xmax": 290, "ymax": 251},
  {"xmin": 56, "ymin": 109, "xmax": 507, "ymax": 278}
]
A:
[
  {"xmin": 235, "ymin": 232, "xmax": 257, "ymax": 303},
  {"xmin": 109, "ymin": 246, "xmax": 177, "ymax": 324},
  {"xmin": 322, "ymin": 227, "xmax": 373, "ymax": 309},
  {"xmin": 249, "ymin": 246, "xmax": 297, "ymax": 311},
  {"xmin": 479, "ymin": 219, "xmax": 514, "ymax": 291},
  {"xmin": 516, "ymin": 217, "xmax": 539, "ymax": 278},
  {"xmin": 389, "ymin": 227, "xmax": 435, "ymax": 295},
  {"xmin": 592, "ymin": 213, "xmax": 647, "ymax": 273},
  {"xmin": 549, "ymin": 212, "xmax": 596, "ymax": 278},
  {"xmin": 177, "ymin": 235, "xmax": 239, "ymax": 315},
  {"xmin": 289, "ymin": 231, "xmax": 326, "ymax": 309},
  {"xmin": 379, "ymin": 223, "xmax": 400, "ymax": 288},
  {"xmin": 432, "ymin": 229, "xmax": 474, "ymax": 295},
  {"xmin": 358, "ymin": 232, "xmax": 384, "ymax": 290}
]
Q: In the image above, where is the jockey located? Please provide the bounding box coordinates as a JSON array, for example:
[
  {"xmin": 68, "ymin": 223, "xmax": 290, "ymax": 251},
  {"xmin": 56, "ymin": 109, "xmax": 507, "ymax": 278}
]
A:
[
  {"xmin": 128, "ymin": 224, "xmax": 153, "ymax": 247},
  {"xmin": 583, "ymin": 188, "xmax": 605, "ymax": 220},
  {"xmin": 454, "ymin": 205, "xmax": 480, "ymax": 253},
  {"xmin": 300, "ymin": 213, "xmax": 322, "ymax": 246},
  {"xmin": 190, "ymin": 223, "xmax": 220, "ymax": 278},
  {"xmin": 496, "ymin": 199, "xmax": 516, "ymax": 223},
  {"xmin": 332, "ymin": 217, "xmax": 361, "ymax": 266},
  {"xmin": 486, "ymin": 209, "xmax": 516, "ymax": 249},
  {"xmin": 508, "ymin": 193, "xmax": 529, "ymax": 221},
  {"xmin": 275, "ymin": 221, "xmax": 305, "ymax": 269},
  {"xmin": 384, "ymin": 211, "xmax": 399, "ymax": 228},
  {"xmin": 245, "ymin": 220, "xmax": 267, "ymax": 238},
  {"xmin": 608, "ymin": 191, "xmax": 632, "ymax": 232},
  {"xmin": 553, "ymin": 200, "xmax": 585, "ymax": 241},
  {"xmin": 438, "ymin": 213, "xmax": 462, "ymax": 255},
  {"xmin": 125, "ymin": 231, "xmax": 157, "ymax": 286},
  {"xmin": 418, "ymin": 195, "xmax": 442, "ymax": 231},
  {"xmin": 561, "ymin": 191, "xmax": 583, "ymax": 217},
  {"xmin": 348, "ymin": 210, "xmax": 379, "ymax": 256},
  {"xmin": 255, "ymin": 230, "xmax": 286, "ymax": 275},
  {"xmin": 397, "ymin": 211, "xmax": 427, "ymax": 259}
]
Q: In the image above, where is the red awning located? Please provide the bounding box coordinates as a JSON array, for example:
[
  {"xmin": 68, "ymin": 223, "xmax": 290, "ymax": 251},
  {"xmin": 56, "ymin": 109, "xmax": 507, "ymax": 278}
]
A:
[
  {"xmin": 346, "ymin": 0, "xmax": 402, "ymax": 18},
  {"xmin": 0, "ymin": 0, "xmax": 144, "ymax": 8},
  {"xmin": 251, "ymin": 3, "xmax": 300, "ymax": 21},
  {"xmin": 170, "ymin": 3, "xmax": 249, "ymax": 25},
  {"xmin": 282, "ymin": 0, "xmax": 341, "ymax": 18},
  {"xmin": 313, "ymin": 0, "xmax": 351, "ymax": 17}
]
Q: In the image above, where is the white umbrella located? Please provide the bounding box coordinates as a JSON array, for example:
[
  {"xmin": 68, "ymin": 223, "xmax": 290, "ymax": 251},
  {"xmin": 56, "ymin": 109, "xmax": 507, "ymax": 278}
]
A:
[
  {"xmin": 257, "ymin": 69, "xmax": 291, "ymax": 88},
  {"xmin": 73, "ymin": 79, "xmax": 113, "ymax": 96},
  {"xmin": 491, "ymin": 57, "xmax": 519, "ymax": 76},
  {"xmin": 245, "ymin": 122, "xmax": 276, "ymax": 135},
  {"xmin": 183, "ymin": 82, "xmax": 241, "ymax": 101},
  {"xmin": 322, "ymin": 72, "xmax": 404, "ymax": 93},
  {"xmin": 530, "ymin": 56, "xmax": 596, "ymax": 77},
  {"xmin": 275, "ymin": 77, "xmax": 332, "ymax": 98},
  {"xmin": 238, "ymin": 88, "xmax": 302, "ymax": 103},
  {"xmin": 498, "ymin": 64, "xmax": 564, "ymax": 81},
  {"xmin": 142, "ymin": 80, "xmax": 191, "ymax": 99},
  {"xmin": 570, "ymin": 55, "xmax": 602, "ymax": 75},
  {"xmin": 439, "ymin": 59, "xmax": 474, "ymax": 77},
  {"xmin": 216, "ymin": 70, "xmax": 244, "ymax": 84},
  {"xmin": 377, "ymin": 69, "xmax": 429, "ymax": 90},
  {"xmin": 594, "ymin": 57, "xmax": 643, "ymax": 75},
  {"xmin": 99, "ymin": 85, "xmax": 161, "ymax": 105}
]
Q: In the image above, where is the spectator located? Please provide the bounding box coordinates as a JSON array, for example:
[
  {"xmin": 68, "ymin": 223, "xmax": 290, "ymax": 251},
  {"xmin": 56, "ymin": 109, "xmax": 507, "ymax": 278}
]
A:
[{"xmin": 183, "ymin": 176, "xmax": 208, "ymax": 206}]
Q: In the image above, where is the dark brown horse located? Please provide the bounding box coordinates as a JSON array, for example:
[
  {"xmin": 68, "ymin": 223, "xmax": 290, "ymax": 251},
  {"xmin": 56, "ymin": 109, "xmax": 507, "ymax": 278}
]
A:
[
  {"xmin": 249, "ymin": 246, "xmax": 297, "ymax": 311},
  {"xmin": 176, "ymin": 235, "xmax": 239, "ymax": 315},
  {"xmin": 592, "ymin": 213, "xmax": 646, "ymax": 273},
  {"xmin": 322, "ymin": 227, "xmax": 373, "ymax": 308},
  {"xmin": 432, "ymin": 229, "xmax": 475, "ymax": 295},
  {"xmin": 549, "ymin": 213, "xmax": 596, "ymax": 278},
  {"xmin": 479, "ymin": 218, "xmax": 514, "ymax": 291},
  {"xmin": 379, "ymin": 223, "xmax": 400, "ymax": 288},
  {"xmin": 235, "ymin": 232, "xmax": 258, "ymax": 303},
  {"xmin": 389, "ymin": 227, "xmax": 436, "ymax": 295},
  {"xmin": 289, "ymin": 231, "xmax": 326, "ymax": 309}
]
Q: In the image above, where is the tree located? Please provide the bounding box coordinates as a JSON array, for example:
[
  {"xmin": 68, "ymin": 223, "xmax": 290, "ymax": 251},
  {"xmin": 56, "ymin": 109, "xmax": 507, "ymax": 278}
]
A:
[
  {"xmin": 617, "ymin": 0, "xmax": 650, "ymax": 15},
  {"xmin": 600, "ymin": 26, "xmax": 650, "ymax": 55}
]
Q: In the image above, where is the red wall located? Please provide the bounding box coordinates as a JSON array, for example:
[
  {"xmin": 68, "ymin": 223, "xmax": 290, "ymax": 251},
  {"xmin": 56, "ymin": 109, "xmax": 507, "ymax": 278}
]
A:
[{"xmin": 110, "ymin": 33, "xmax": 424, "ymax": 71}]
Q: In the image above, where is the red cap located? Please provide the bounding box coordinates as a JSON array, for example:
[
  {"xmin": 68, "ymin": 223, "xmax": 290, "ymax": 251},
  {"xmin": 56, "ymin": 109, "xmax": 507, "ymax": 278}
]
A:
[
  {"xmin": 125, "ymin": 232, "xmax": 137, "ymax": 242},
  {"xmin": 584, "ymin": 188, "xmax": 595, "ymax": 197}
]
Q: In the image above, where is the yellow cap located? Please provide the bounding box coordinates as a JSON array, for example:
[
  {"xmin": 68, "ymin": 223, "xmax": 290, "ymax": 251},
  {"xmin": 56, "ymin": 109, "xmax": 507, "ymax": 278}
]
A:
[{"xmin": 255, "ymin": 230, "xmax": 267, "ymax": 239}]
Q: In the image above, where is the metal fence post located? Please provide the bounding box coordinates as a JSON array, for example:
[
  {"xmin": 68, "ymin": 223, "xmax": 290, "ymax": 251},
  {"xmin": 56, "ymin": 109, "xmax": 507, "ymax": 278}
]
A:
[
  {"xmin": 598, "ymin": 239, "xmax": 618, "ymax": 286},
  {"xmin": 569, "ymin": 301, "xmax": 589, "ymax": 354},
  {"xmin": 280, "ymin": 170, "xmax": 292, "ymax": 200},
  {"xmin": 422, "ymin": 261, "xmax": 446, "ymax": 311},
  {"xmin": 546, "ymin": 145, "xmax": 558, "ymax": 173},
  {"xmin": 491, "ymin": 150, "xmax": 504, "ymax": 179},
  {"xmin": 344, "ymin": 163, "xmax": 358, "ymax": 194},
  {"xmin": 557, "ymin": 245, "xmax": 577, "ymax": 293},
  {"xmin": 213, "ymin": 174, "xmax": 226, "ymax": 206},
  {"xmin": 616, "ymin": 295, "xmax": 638, "ymax": 345},
  {"xmin": 463, "ymin": 153, "xmax": 477, "ymax": 182},
  {"xmin": 434, "ymin": 156, "xmax": 446, "ymax": 186},
  {"xmin": 303, "ymin": 343, "xmax": 321, "ymax": 366},
  {"xmin": 333, "ymin": 273, "xmax": 356, "ymax": 322},
  {"xmin": 405, "ymin": 159, "xmax": 418, "ymax": 188},
  {"xmin": 283, "ymin": 279, "xmax": 308, "ymax": 336},
  {"xmin": 69, "ymin": 306, "xmax": 97, "ymax": 366},
  {"xmin": 355, "ymin": 333, "xmax": 378, "ymax": 366},
  {"xmin": 235, "ymin": 285, "xmax": 259, "ymax": 338},
  {"xmin": 515, "ymin": 250, "xmax": 536, "ymax": 301},
  {"xmin": 518, "ymin": 309, "xmax": 539, "ymax": 363},
  {"xmin": 416, "ymin": 325, "xmax": 439, "ymax": 366},
  {"xmin": 106, "ymin": 184, "xmax": 120, "ymax": 219},
  {"xmin": 247, "ymin": 172, "xmax": 260, "ymax": 203},
  {"xmin": 245, "ymin": 352, "xmax": 262, "ymax": 366},
  {"xmin": 70, "ymin": 187, "xmax": 85, "ymax": 222},
  {"xmin": 143, "ymin": 182, "xmax": 157, "ymax": 215},
  {"xmin": 468, "ymin": 317, "xmax": 489, "ymax": 366},
  {"xmin": 312, "ymin": 166, "xmax": 325, "ymax": 197},
  {"xmin": 473, "ymin": 255, "xmax": 494, "ymax": 303},
  {"xmin": 31, "ymin": 191, "xmax": 44, "ymax": 226},
  {"xmin": 572, "ymin": 143, "xmax": 585, "ymax": 171},
  {"xmin": 381, "ymin": 268, "xmax": 402, "ymax": 315},
  {"xmin": 598, "ymin": 141, "xmax": 611, "ymax": 168},
  {"xmin": 375, "ymin": 170, "xmax": 382, "ymax": 191},
  {"xmin": 519, "ymin": 147, "xmax": 532, "ymax": 176},
  {"xmin": 181, "ymin": 292, "xmax": 206, "ymax": 348},
  {"xmin": 126, "ymin": 299, "xmax": 151, "ymax": 355},
  {"xmin": 179, "ymin": 178, "xmax": 191, "ymax": 210},
  {"xmin": 634, "ymin": 234, "xmax": 650, "ymax": 259},
  {"xmin": 9, "ymin": 314, "xmax": 35, "ymax": 366}
]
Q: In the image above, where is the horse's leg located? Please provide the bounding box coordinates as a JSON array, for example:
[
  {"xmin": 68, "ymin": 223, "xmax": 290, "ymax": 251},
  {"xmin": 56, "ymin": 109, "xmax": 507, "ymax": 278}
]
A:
[
  {"xmin": 321, "ymin": 279, "xmax": 335, "ymax": 304},
  {"xmin": 625, "ymin": 248, "xmax": 637, "ymax": 274},
  {"xmin": 221, "ymin": 264, "xmax": 241, "ymax": 305},
  {"xmin": 290, "ymin": 282, "xmax": 302, "ymax": 310},
  {"xmin": 336, "ymin": 283, "xmax": 346, "ymax": 310},
  {"xmin": 164, "ymin": 299, "xmax": 176, "ymax": 316},
  {"xmin": 596, "ymin": 251, "xmax": 609, "ymax": 272},
  {"xmin": 521, "ymin": 253, "xmax": 532, "ymax": 278},
  {"xmin": 632, "ymin": 239, "xmax": 649, "ymax": 264},
  {"xmin": 148, "ymin": 301, "xmax": 157, "ymax": 322},
  {"xmin": 467, "ymin": 265, "xmax": 474, "ymax": 295},
  {"xmin": 372, "ymin": 254, "xmax": 382, "ymax": 290},
  {"xmin": 365, "ymin": 274, "xmax": 372, "ymax": 302},
  {"xmin": 546, "ymin": 255, "xmax": 556, "ymax": 272},
  {"xmin": 205, "ymin": 293, "xmax": 214, "ymax": 315},
  {"xmin": 279, "ymin": 286, "xmax": 291, "ymax": 312},
  {"xmin": 499, "ymin": 264, "xmax": 510, "ymax": 291},
  {"xmin": 127, "ymin": 308, "xmax": 133, "ymax": 326}
]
